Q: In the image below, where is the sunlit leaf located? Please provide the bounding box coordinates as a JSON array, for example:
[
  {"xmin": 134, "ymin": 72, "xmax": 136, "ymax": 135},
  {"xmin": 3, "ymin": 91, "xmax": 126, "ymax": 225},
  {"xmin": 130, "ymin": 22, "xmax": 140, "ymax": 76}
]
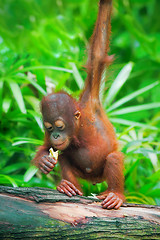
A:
[
  {"xmin": 110, "ymin": 117, "xmax": 157, "ymax": 130},
  {"xmin": 0, "ymin": 174, "xmax": 18, "ymax": 187},
  {"xmin": 147, "ymin": 151, "xmax": 159, "ymax": 171},
  {"xmin": 104, "ymin": 62, "xmax": 134, "ymax": 106},
  {"xmin": 134, "ymin": 148, "xmax": 160, "ymax": 155},
  {"xmin": 20, "ymin": 75, "xmax": 47, "ymax": 96},
  {"xmin": 123, "ymin": 139, "xmax": 151, "ymax": 153},
  {"xmin": 110, "ymin": 102, "xmax": 160, "ymax": 116},
  {"xmin": 70, "ymin": 62, "xmax": 84, "ymax": 90},
  {"xmin": 2, "ymin": 97, "xmax": 12, "ymax": 113},
  {"xmin": 24, "ymin": 165, "xmax": 38, "ymax": 182},
  {"xmin": 126, "ymin": 194, "xmax": 155, "ymax": 205},
  {"xmin": 24, "ymin": 96, "xmax": 40, "ymax": 113},
  {"xmin": 107, "ymin": 81, "xmax": 159, "ymax": 112},
  {"xmin": 15, "ymin": 65, "xmax": 73, "ymax": 74},
  {"xmin": 28, "ymin": 110, "xmax": 43, "ymax": 131},
  {"xmin": 8, "ymin": 81, "xmax": 26, "ymax": 114},
  {"xmin": 12, "ymin": 137, "xmax": 43, "ymax": 146}
]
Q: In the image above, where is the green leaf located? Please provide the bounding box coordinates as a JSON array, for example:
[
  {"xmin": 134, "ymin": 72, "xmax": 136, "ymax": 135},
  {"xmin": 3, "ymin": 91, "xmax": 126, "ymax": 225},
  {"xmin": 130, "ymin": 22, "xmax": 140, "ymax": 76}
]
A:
[
  {"xmin": 12, "ymin": 137, "xmax": 43, "ymax": 146},
  {"xmin": 8, "ymin": 56, "xmax": 30, "ymax": 74},
  {"xmin": 110, "ymin": 102, "xmax": 160, "ymax": 116},
  {"xmin": 0, "ymin": 80, "xmax": 3, "ymax": 118},
  {"xmin": 2, "ymin": 163, "xmax": 28, "ymax": 174},
  {"xmin": 24, "ymin": 165, "xmax": 38, "ymax": 182},
  {"xmin": 147, "ymin": 170, "xmax": 160, "ymax": 182},
  {"xmin": 139, "ymin": 183, "xmax": 155, "ymax": 195},
  {"xmin": 14, "ymin": 65, "xmax": 73, "ymax": 74},
  {"xmin": 28, "ymin": 110, "xmax": 43, "ymax": 131},
  {"xmin": 21, "ymin": 76, "xmax": 47, "ymax": 96},
  {"xmin": 8, "ymin": 81, "xmax": 26, "ymax": 114},
  {"xmin": 2, "ymin": 97, "xmax": 12, "ymax": 113},
  {"xmin": 123, "ymin": 140, "xmax": 150, "ymax": 154},
  {"xmin": 122, "ymin": 14, "xmax": 156, "ymax": 57},
  {"xmin": 0, "ymin": 174, "xmax": 18, "ymax": 187},
  {"xmin": 125, "ymin": 196, "xmax": 147, "ymax": 204},
  {"xmin": 104, "ymin": 62, "xmax": 134, "ymax": 106},
  {"xmin": 107, "ymin": 81, "xmax": 159, "ymax": 112},
  {"xmin": 134, "ymin": 148, "xmax": 160, "ymax": 155},
  {"xmin": 70, "ymin": 62, "xmax": 84, "ymax": 89},
  {"xmin": 124, "ymin": 158, "xmax": 140, "ymax": 178},
  {"xmin": 126, "ymin": 194, "xmax": 155, "ymax": 205},
  {"xmin": 146, "ymin": 189, "xmax": 160, "ymax": 198},
  {"xmin": 24, "ymin": 96, "xmax": 40, "ymax": 113},
  {"xmin": 110, "ymin": 117, "xmax": 157, "ymax": 130},
  {"xmin": 147, "ymin": 150, "xmax": 159, "ymax": 171}
]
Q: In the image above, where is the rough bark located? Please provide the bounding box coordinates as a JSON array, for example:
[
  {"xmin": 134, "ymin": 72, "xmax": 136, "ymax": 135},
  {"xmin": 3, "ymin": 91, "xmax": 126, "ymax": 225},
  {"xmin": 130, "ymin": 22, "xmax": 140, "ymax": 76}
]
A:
[{"xmin": 0, "ymin": 186, "xmax": 160, "ymax": 239}]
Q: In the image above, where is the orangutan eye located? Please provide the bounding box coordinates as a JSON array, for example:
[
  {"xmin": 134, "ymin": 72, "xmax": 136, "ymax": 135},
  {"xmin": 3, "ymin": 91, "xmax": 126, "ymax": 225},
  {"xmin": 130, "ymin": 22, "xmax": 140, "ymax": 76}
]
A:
[
  {"xmin": 44, "ymin": 122, "xmax": 53, "ymax": 131},
  {"xmin": 55, "ymin": 120, "xmax": 65, "ymax": 130}
]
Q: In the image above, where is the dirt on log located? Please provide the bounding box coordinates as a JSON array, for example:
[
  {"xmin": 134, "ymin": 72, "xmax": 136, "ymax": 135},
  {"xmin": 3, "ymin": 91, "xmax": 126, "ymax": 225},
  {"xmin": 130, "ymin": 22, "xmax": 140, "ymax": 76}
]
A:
[{"xmin": 0, "ymin": 186, "xmax": 160, "ymax": 239}]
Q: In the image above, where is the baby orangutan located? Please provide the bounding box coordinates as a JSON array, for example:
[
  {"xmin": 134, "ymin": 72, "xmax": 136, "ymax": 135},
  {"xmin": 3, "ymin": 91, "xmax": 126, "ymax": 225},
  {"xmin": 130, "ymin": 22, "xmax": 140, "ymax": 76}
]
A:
[{"xmin": 32, "ymin": 0, "xmax": 125, "ymax": 209}]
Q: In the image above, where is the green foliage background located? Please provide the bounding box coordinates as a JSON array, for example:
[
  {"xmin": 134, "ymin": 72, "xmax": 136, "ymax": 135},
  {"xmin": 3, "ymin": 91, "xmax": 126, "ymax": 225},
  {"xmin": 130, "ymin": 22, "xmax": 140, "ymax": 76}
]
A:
[{"xmin": 0, "ymin": 0, "xmax": 160, "ymax": 205}]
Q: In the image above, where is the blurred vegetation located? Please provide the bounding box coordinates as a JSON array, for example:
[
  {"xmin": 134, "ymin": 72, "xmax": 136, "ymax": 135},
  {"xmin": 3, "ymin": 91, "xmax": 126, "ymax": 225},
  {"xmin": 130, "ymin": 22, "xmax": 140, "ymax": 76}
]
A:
[{"xmin": 0, "ymin": 0, "xmax": 160, "ymax": 205}]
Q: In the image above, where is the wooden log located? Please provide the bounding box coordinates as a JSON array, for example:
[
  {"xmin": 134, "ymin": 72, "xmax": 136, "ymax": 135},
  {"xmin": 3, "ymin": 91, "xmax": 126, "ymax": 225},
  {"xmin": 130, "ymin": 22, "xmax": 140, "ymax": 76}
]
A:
[{"xmin": 0, "ymin": 186, "xmax": 160, "ymax": 239}]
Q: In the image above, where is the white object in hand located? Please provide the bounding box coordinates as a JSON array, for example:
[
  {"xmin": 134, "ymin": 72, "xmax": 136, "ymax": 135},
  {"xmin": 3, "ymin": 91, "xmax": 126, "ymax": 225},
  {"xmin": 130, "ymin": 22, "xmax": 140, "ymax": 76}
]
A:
[{"xmin": 49, "ymin": 148, "xmax": 58, "ymax": 160}]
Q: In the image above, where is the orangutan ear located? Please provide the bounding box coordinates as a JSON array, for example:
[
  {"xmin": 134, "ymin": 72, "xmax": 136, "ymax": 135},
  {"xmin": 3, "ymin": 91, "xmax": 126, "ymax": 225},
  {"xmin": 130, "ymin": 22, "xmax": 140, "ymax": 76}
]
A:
[{"xmin": 74, "ymin": 110, "xmax": 81, "ymax": 120}]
